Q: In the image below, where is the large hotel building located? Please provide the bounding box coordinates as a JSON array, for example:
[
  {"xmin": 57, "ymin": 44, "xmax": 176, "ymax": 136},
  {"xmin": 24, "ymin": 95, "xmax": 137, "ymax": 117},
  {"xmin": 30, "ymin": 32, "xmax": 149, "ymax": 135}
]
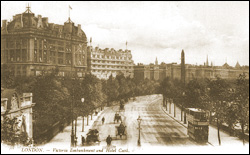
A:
[
  {"xmin": 87, "ymin": 46, "xmax": 134, "ymax": 79},
  {"xmin": 1, "ymin": 7, "xmax": 88, "ymax": 77},
  {"xmin": 1, "ymin": 7, "xmax": 135, "ymax": 79}
]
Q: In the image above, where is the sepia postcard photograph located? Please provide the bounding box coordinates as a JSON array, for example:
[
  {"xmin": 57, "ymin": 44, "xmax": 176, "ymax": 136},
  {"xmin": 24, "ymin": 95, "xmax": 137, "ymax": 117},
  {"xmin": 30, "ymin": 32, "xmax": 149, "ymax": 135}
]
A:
[{"xmin": 1, "ymin": 1, "xmax": 249, "ymax": 154}]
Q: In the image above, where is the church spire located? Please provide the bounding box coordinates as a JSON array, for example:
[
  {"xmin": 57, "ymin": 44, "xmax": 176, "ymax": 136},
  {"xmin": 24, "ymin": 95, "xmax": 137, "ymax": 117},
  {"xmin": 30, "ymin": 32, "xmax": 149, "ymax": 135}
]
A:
[
  {"xmin": 206, "ymin": 55, "xmax": 209, "ymax": 66},
  {"xmin": 235, "ymin": 61, "xmax": 241, "ymax": 68},
  {"xmin": 155, "ymin": 57, "xmax": 158, "ymax": 65}
]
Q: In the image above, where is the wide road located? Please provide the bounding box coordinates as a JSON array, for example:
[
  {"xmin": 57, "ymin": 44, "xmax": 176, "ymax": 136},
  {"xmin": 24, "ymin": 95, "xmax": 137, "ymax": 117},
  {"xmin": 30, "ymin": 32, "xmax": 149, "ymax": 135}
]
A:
[{"xmin": 89, "ymin": 94, "xmax": 196, "ymax": 149}]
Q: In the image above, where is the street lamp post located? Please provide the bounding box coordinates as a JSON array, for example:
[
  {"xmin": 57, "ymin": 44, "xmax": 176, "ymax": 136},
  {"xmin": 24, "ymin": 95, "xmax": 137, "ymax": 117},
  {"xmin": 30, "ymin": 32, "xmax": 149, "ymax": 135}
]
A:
[
  {"xmin": 75, "ymin": 113, "xmax": 77, "ymax": 146},
  {"xmin": 174, "ymin": 99, "xmax": 176, "ymax": 117},
  {"xmin": 184, "ymin": 108, "xmax": 187, "ymax": 124},
  {"xmin": 71, "ymin": 86, "xmax": 75, "ymax": 147},
  {"xmin": 81, "ymin": 98, "xmax": 85, "ymax": 132},
  {"xmin": 181, "ymin": 92, "xmax": 185, "ymax": 121},
  {"xmin": 165, "ymin": 98, "xmax": 168, "ymax": 111},
  {"xmin": 137, "ymin": 115, "xmax": 142, "ymax": 147},
  {"xmin": 169, "ymin": 99, "xmax": 171, "ymax": 114},
  {"xmin": 182, "ymin": 92, "xmax": 187, "ymax": 124}
]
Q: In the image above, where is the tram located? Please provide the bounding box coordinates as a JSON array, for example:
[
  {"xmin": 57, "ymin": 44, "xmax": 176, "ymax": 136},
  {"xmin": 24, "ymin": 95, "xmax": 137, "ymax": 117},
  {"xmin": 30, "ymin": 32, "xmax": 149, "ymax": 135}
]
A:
[{"xmin": 186, "ymin": 108, "xmax": 209, "ymax": 144}]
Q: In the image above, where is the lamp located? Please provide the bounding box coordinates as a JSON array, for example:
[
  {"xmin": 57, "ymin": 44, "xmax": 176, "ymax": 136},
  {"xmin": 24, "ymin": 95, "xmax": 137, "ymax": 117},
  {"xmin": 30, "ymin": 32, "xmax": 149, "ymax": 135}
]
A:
[{"xmin": 137, "ymin": 115, "xmax": 142, "ymax": 146}]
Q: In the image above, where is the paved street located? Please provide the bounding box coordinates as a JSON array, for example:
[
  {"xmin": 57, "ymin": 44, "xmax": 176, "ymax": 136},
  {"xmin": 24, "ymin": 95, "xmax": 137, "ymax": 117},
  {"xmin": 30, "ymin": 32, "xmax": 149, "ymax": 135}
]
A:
[
  {"xmin": 89, "ymin": 94, "xmax": 196, "ymax": 148},
  {"xmin": 162, "ymin": 97, "xmax": 249, "ymax": 147},
  {"xmin": 37, "ymin": 94, "xmax": 248, "ymax": 154}
]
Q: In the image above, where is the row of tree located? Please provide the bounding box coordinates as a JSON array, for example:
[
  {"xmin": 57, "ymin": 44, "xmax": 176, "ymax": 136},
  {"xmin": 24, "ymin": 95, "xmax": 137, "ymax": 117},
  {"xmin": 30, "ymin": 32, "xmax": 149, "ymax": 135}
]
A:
[
  {"xmin": 159, "ymin": 74, "xmax": 249, "ymax": 145},
  {"xmin": 1, "ymin": 65, "xmax": 160, "ymax": 144}
]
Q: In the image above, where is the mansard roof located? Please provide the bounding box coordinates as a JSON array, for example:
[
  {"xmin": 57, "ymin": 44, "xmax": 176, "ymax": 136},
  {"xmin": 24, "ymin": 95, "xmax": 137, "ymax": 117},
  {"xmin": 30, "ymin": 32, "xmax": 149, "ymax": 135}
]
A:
[{"xmin": 2, "ymin": 8, "xmax": 87, "ymax": 40}]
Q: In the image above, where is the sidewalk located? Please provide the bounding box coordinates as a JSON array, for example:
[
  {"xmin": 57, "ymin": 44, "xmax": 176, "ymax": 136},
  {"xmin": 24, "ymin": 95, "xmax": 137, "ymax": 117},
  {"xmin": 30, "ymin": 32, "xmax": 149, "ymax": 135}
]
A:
[
  {"xmin": 160, "ymin": 98, "xmax": 249, "ymax": 147},
  {"xmin": 42, "ymin": 107, "xmax": 108, "ymax": 148}
]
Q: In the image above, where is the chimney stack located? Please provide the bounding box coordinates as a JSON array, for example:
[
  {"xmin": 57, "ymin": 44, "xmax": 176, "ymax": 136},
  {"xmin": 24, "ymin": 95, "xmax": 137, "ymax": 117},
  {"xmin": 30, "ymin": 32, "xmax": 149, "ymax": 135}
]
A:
[{"xmin": 1, "ymin": 20, "xmax": 8, "ymax": 34}]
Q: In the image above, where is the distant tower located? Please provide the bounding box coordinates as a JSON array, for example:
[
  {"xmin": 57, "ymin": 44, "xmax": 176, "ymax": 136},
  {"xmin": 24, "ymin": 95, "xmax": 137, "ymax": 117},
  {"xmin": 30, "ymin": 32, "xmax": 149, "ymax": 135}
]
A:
[
  {"xmin": 181, "ymin": 49, "xmax": 185, "ymax": 85},
  {"xmin": 155, "ymin": 57, "xmax": 158, "ymax": 65},
  {"xmin": 206, "ymin": 55, "xmax": 209, "ymax": 66},
  {"xmin": 90, "ymin": 37, "xmax": 92, "ymax": 46}
]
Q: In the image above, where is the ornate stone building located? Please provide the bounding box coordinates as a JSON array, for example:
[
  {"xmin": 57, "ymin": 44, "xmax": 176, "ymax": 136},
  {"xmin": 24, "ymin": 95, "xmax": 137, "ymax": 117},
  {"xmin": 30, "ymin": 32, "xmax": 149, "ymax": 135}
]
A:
[
  {"xmin": 1, "ymin": 6, "xmax": 88, "ymax": 77},
  {"xmin": 87, "ymin": 46, "xmax": 134, "ymax": 79},
  {"xmin": 1, "ymin": 88, "xmax": 35, "ymax": 143}
]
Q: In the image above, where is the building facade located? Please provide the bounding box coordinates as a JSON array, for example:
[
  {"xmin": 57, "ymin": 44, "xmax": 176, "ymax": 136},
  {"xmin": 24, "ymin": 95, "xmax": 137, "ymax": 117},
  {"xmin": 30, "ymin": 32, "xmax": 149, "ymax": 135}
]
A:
[
  {"xmin": 87, "ymin": 46, "xmax": 134, "ymax": 79},
  {"xmin": 134, "ymin": 50, "xmax": 249, "ymax": 82},
  {"xmin": 1, "ymin": 88, "xmax": 35, "ymax": 143},
  {"xmin": 1, "ymin": 7, "xmax": 88, "ymax": 77}
]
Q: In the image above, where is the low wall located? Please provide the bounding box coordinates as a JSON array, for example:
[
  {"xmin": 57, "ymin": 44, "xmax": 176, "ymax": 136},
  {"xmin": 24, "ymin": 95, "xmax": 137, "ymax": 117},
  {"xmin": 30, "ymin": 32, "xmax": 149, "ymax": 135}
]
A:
[{"xmin": 34, "ymin": 118, "xmax": 71, "ymax": 145}]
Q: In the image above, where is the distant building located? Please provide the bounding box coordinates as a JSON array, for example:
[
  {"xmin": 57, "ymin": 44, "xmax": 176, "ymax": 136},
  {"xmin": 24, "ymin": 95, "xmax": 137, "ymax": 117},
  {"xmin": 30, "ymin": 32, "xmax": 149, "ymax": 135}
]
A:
[
  {"xmin": 181, "ymin": 49, "xmax": 185, "ymax": 84},
  {"xmin": 87, "ymin": 46, "xmax": 134, "ymax": 79},
  {"xmin": 1, "ymin": 6, "xmax": 88, "ymax": 77},
  {"xmin": 134, "ymin": 59, "xmax": 167, "ymax": 81},
  {"xmin": 134, "ymin": 50, "xmax": 249, "ymax": 82}
]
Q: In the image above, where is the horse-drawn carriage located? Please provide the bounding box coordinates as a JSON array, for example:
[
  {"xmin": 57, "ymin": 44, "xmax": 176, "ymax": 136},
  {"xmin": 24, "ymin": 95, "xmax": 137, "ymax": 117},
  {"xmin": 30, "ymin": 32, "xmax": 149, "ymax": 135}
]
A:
[
  {"xmin": 86, "ymin": 129, "xmax": 100, "ymax": 145},
  {"xmin": 114, "ymin": 113, "xmax": 122, "ymax": 123},
  {"xmin": 115, "ymin": 123, "xmax": 127, "ymax": 139}
]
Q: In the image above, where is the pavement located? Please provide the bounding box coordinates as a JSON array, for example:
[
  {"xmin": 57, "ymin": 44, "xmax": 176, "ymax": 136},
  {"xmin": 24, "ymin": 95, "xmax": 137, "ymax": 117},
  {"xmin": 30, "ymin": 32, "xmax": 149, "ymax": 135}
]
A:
[
  {"xmin": 40, "ymin": 107, "xmax": 108, "ymax": 149},
  {"xmin": 161, "ymin": 95, "xmax": 249, "ymax": 148}
]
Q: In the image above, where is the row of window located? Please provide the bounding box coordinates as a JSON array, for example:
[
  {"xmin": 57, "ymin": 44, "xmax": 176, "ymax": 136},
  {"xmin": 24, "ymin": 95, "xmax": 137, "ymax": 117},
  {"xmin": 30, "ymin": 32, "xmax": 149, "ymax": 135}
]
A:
[
  {"xmin": 6, "ymin": 38, "xmax": 84, "ymax": 52},
  {"xmin": 91, "ymin": 60, "xmax": 133, "ymax": 65},
  {"xmin": 6, "ymin": 39, "xmax": 28, "ymax": 49},
  {"xmin": 91, "ymin": 54, "xmax": 131, "ymax": 60},
  {"xmin": 92, "ymin": 70, "xmax": 118, "ymax": 74},
  {"xmin": 6, "ymin": 50, "xmax": 27, "ymax": 62},
  {"xmin": 5, "ymin": 49, "xmax": 84, "ymax": 66},
  {"xmin": 7, "ymin": 65, "xmax": 27, "ymax": 77},
  {"xmin": 92, "ymin": 65, "xmax": 132, "ymax": 69}
]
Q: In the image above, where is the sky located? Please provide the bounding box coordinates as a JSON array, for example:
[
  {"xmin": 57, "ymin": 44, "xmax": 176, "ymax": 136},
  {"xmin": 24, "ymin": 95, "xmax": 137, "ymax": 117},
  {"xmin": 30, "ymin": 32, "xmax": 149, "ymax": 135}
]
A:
[{"xmin": 1, "ymin": 1, "xmax": 249, "ymax": 66}]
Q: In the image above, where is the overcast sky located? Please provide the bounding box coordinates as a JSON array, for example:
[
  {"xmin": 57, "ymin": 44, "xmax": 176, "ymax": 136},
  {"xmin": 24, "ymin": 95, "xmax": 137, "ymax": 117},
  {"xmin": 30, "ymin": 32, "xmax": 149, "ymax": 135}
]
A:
[{"xmin": 1, "ymin": 1, "xmax": 249, "ymax": 66}]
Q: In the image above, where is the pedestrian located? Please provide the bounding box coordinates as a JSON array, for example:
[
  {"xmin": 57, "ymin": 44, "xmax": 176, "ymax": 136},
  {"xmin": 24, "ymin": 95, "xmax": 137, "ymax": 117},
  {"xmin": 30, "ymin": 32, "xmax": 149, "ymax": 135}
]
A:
[
  {"xmin": 106, "ymin": 135, "xmax": 112, "ymax": 146},
  {"xmin": 81, "ymin": 135, "xmax": 85, "ymax": 146},
  {"xmin": 102, "ymin": 117, "xmax": 105, "ymax": 125},
  {"xmin": 74, "ymin": 136, "xmax": 78, "ymax": 146}
]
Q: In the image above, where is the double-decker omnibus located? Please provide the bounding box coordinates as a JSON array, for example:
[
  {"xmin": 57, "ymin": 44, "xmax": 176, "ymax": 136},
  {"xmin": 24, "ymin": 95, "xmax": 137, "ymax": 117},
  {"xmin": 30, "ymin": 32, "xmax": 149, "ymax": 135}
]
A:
[{"xmin": 186, "ymin": 108, "xmax": 209, "ymax": 144}]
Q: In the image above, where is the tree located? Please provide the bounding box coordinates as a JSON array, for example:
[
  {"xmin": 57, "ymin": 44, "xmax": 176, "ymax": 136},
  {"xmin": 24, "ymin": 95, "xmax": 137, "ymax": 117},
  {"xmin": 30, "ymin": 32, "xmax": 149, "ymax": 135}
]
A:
[
  {"xmin": 234, "ymin": 74, "xmax": 249, "ymax": 145},
  {"xmin": 185, "ymin": 78, "xmax": 205, "ymax": 108},
  {"xmin": 81, "ymin": 74, "xmax": 106, "ymax": 113},
  {"xmin": 225, "ymin": 104, "xmax": 239, "ymax": 136},
  {"xmin": 208, "ymin": 76, "xmax": 230, "ymax": 145},
  {"xmin": 104, "ymin": 75, "xmax": 119, "ymax": 106},
  {"xmin": 116, "ymin": 74, "xmax": 130, "ymax": 101},
  {"xmin": 1, "ymin": 64, "xmax": 15, "ymax": 88},
  {"xmin": 1, "ymin": 116, "xmax": 29, "ymax": 146},
  {"xmin": 32, "ymin": 70, "xmax": 70, "ymax": 139},
  {"xmin": 159, "ymin": 77, "xmax": 174, "ymax": 110}
]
